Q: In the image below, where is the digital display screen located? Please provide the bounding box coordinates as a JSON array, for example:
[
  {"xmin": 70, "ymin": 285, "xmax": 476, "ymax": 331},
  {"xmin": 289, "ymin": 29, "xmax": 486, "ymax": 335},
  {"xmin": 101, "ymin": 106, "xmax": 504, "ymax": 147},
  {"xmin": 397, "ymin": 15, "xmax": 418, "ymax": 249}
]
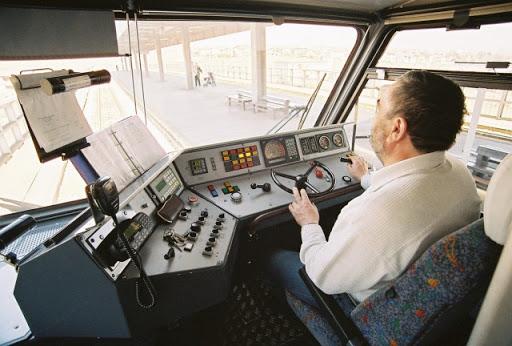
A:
[
  {"xmin": 155, "ymin": 179, "xmax": 166, "ymax": 192},
  {"xmin": 123, "ymin": 221, "xmax": 141, "ymax": 242},
  {"xmin": 190, "ymin": 158, "xmax": 208, "ymax": 175},
  {"xmin": 148, "ymin": 167, "xmax": 182, "ymax": 204}
]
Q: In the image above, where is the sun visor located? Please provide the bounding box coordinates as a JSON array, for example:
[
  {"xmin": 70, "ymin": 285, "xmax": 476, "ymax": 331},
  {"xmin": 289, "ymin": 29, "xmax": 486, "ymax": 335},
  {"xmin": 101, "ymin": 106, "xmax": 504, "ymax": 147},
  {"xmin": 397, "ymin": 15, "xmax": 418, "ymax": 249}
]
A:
[{"xmin": 0, "ymin": 7, "xmax": 118, "ymax": 60}]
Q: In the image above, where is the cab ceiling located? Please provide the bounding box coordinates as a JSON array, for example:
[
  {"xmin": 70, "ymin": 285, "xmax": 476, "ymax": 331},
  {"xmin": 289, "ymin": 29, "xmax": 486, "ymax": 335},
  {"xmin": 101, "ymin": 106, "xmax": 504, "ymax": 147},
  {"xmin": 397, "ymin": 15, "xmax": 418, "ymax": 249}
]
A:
[{"xmin": 1, "ymin": 0, "xmax": 508, "ymax": 21}]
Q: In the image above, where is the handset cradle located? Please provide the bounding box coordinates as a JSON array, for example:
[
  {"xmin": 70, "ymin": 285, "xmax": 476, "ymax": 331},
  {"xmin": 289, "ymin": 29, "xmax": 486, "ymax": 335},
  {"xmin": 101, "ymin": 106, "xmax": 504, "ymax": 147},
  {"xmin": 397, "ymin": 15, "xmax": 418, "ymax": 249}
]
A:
[{"xmin": 90, "ymin": 176, "xmax": 157, "ymax": 309}]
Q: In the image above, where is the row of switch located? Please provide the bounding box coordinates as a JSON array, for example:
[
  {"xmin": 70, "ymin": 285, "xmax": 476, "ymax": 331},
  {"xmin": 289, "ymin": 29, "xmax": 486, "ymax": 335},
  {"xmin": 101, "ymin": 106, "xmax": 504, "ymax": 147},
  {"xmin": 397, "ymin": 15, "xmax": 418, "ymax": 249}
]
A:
[{"xmin": 207, "ymin": 182, "xmax": 241, "ymax": 197}]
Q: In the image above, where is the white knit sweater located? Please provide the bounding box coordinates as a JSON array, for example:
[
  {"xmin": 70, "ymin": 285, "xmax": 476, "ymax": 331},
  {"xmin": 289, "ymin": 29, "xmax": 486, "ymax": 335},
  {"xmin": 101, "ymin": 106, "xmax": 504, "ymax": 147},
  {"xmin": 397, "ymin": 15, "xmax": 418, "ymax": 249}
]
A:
[{"xmin": 300, "ymin": 151, "xmax": 482, "ymax": 302}]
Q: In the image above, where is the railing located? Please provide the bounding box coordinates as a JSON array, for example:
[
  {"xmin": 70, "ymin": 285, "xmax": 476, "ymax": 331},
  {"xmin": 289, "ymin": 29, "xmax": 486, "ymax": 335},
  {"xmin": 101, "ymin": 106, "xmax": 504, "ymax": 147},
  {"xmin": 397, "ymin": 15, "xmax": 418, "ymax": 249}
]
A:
[
  {"xmin": 162, "ymin": 62, "xmax": 336, "ymax": 91},
  {"xmin": 0, "ymin": 100, "xmax": 29, "ymax": 166}
]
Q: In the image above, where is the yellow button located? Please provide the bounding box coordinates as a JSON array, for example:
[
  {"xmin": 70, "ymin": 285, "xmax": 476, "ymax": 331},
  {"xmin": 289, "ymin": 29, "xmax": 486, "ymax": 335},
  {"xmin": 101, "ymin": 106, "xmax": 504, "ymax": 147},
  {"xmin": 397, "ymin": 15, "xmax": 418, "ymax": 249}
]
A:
[
  {"xmin": 222, "ymin": 151, "xmax": 228, "ymax": 156},
  {"xmin": 245, "ymin": 152, "xmax": 252, "ymax": 157},
  {"xmin": 244, "ymin": 147, "xmax": 250, "ymax": 152},
  {"xmin": 233, "ymin": 160, "xmax": 239, "ymax": 165},
  {"xmin": 253, "ymin": 151, "xmax": 258, "ymax": 156},
  {"xmin": 247, "ymin": 157, "xmax": 253, "ymax": 162},
  {"xmin": 240, "ymin": 158, "xmax": 246, "ymax": 163},
  {"xmin": 238, "ymin": 153, "xmax": 244, "ymax": 158},
  {"xmin": 223, "ymin": 156, "xmax": 230, "ymax": 161}
]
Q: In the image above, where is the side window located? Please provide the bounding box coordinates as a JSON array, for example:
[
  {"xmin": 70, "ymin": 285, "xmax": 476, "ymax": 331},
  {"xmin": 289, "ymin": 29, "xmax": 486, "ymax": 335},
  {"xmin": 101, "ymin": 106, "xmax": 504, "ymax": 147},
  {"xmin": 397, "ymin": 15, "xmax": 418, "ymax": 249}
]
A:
[{"xmin": 350, "ymin": 23, "xmax": 512, "ymax": 188}]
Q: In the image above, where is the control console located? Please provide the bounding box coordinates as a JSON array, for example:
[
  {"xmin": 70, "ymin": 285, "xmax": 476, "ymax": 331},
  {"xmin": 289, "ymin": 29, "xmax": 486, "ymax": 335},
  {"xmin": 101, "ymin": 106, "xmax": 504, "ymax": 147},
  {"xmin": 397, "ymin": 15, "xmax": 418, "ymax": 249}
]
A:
[{"xmin": 173, "ymin": 123, "xmax": 361, "ymax": 219}]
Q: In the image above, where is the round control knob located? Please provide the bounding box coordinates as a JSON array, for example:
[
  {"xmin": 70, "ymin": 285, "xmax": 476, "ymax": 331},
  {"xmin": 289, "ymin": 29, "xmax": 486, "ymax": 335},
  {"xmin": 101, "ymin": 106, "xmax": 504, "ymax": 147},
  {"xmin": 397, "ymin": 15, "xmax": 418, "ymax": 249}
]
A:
[
  {"xmin": 183, "ymin": 206, "xmax": 192, "ymax": 213},
  {"xmin": 213, "ymin": 221, "xmax": 223, "ymax": 230},
  {"xmin": 187, "ymin": 232, "xmax": 197, "ymax": 241},
  {"xmin": 197, "ymin": 216, "xmax": 205, "ymax": 225},
  {"xmin": 188, "ymin": 195, "xmax": 199, "ymax": 206},
  {"xmin": 203, "ymin": 246, "xmax": 213, "ymax": 256},
  {"xmin": 178, "ymin": 211, "xmax": 188, "ymax": 220},
  {"xmin": 191, "ymin": 222, "xmax": 201, "ymax": 233},
  {"xmin": 207, "ymin": 237, "xmax": 217, "ymax": 246},
  {"xmin": 217, "ymin": 213, "xmax": 225, "ymax": 222},
  {"xmin": 231, "ymin": 192, "xmax": 242, "ymax": 203},
  {"xmin": 201, "ymin": 210, "xmax": 209, "ymax": 217},
  {"xmin": 210, "ymin": 229, "xmax": 220, "ymax": 238}
]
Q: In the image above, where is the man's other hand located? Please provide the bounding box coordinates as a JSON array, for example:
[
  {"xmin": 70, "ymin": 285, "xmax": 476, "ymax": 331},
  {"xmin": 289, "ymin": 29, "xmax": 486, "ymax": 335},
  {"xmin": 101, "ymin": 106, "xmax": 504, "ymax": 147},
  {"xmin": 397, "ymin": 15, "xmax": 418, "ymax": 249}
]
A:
[
  {"xmin": 347, "ymin": 156, "xmax": 369, "ymax": 181},
  {"xmin": 289, "ymin": 187, "xmax": 319, "ymax": 227}
]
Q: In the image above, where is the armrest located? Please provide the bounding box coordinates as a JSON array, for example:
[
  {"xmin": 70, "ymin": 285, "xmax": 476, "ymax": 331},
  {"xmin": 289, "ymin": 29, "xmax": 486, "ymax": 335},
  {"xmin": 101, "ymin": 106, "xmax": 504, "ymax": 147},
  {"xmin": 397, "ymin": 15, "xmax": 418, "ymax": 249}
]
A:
[{"xmin": 299, "ymin": 266, "xmax": 365, "ymax": 345}]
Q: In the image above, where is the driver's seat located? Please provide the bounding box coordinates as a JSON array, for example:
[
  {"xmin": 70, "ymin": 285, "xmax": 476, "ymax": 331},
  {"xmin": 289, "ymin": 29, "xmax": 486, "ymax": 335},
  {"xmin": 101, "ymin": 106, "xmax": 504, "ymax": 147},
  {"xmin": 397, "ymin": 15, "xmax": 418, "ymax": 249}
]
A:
[{"xmin": 286, "ymin": 152, "xmax": 512, "ymax": 345}]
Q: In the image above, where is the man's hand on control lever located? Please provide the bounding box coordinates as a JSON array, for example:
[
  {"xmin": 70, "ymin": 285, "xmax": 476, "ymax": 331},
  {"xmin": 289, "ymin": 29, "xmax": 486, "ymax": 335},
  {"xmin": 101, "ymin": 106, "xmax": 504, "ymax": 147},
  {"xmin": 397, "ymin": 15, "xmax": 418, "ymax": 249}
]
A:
[
  {"xmin": 347, "ymin": 156, "xmax": 369, "ymax": 181},
  {"xmin": 289, "ymin": 187, "xmax": 319, "ymax": 227}
]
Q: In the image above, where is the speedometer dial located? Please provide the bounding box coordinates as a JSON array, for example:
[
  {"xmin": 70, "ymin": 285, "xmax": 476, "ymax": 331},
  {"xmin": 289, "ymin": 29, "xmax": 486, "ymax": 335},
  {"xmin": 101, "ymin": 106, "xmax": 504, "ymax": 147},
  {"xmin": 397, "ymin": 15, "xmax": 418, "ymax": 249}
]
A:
[
  {"xmin": 333, "ymin": 133, "xmax": 344, "ymax": 147},
  {"xmin": 318, "ymin": 135, "xmax": 330, "ymax": 150},
  {"xmin": 264, "ymin": 140, "xmax": 286, "ymax": 159}
]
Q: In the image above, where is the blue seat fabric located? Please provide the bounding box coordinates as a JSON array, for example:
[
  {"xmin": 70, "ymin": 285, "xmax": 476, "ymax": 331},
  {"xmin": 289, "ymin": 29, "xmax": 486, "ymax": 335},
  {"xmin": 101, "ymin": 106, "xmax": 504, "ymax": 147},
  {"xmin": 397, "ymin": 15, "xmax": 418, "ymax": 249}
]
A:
[{"xmin": 287, "ymin": 218, "xmax": 503, "ymax": 346}]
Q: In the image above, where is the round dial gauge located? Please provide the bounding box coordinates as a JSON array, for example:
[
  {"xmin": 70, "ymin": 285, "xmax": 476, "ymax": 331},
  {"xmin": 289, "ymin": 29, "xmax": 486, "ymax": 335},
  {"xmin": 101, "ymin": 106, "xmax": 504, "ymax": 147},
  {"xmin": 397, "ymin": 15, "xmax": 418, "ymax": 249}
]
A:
[
  {"xmin": 318, "ymin": 135, "xmax": 330, "ymax": 150},
  {"xmin": 264, "ymin": 140, "xmax": 286, "ymax": 159},
  {"xmin": 332, "ymin": 133, "xmax": 344, "ymax": 147}
]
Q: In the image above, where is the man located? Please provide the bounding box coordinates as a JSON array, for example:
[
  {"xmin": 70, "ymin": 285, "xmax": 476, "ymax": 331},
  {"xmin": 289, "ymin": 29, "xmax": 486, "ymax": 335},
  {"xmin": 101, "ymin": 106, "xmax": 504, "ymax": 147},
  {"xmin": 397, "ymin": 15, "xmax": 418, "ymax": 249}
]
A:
[
  {"xmin": 194, "ymin": 63, "xmax": 202, "ymax": 87},
  {"xmin": 269, "ymin": 71, "xmax": 481, "ymax": 307}
]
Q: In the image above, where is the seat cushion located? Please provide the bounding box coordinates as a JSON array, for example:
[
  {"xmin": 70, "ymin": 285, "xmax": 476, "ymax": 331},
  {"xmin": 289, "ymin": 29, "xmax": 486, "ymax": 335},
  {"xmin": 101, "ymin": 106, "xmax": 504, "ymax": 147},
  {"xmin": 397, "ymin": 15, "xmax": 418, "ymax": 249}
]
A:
[
  {"xmin": 351, "ymin": 218, "xmax": 502, "ymax": 345},
  {"xmin": 286, "ymin": 291, "xmax": 355, "ymax": 346}
]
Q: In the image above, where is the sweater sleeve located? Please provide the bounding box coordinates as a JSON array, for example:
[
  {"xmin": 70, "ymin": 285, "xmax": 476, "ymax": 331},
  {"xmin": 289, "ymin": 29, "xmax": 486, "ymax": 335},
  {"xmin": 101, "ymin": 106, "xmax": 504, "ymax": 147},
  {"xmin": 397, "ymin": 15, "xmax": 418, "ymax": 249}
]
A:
[{"xmin": 299, "ymin": 200, "xmax": 397, "ymax": 295}]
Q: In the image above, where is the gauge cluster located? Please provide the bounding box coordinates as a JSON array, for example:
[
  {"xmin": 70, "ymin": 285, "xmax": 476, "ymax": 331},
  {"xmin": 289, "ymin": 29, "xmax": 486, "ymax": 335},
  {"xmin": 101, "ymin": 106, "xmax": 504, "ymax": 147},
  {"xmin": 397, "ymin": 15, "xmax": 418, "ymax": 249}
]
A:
[
  {"xmin": 298, "ymin": 130, "xmax": 347, "ymax": 158},
  {"xmin": 173, "ymin": 124, "xmax": 351, "ymax": 186}
]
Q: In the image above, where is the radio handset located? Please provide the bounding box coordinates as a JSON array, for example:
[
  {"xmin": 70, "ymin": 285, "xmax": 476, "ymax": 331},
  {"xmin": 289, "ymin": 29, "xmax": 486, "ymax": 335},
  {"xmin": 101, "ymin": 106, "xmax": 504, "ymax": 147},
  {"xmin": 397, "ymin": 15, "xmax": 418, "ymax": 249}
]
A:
[
  {"xmin": 91, "ymin": 176, "xmax": 157, "ymax": 309},
  {"xmin": 91, "ymin": 176, "xmax": 120, "ymax": 224}
]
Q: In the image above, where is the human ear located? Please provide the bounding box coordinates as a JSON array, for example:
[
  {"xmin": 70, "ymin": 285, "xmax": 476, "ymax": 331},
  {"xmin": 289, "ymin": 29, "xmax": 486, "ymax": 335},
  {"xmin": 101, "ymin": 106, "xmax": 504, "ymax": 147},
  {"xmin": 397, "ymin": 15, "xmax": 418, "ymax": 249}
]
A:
[{"xmin": 387, "ymin": 116, "xmax": 407, "ymax": 143}]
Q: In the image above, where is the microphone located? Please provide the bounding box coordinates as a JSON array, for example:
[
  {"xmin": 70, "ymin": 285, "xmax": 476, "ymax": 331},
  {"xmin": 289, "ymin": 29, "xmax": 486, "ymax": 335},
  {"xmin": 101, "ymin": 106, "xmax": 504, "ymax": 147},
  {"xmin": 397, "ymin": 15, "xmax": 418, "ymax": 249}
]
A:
[
  {"xmin": 0, "ymin": 214, "xmax": 36, "ymax": 251},
  {"xmin": 40, "ymin": 69, "xmax": 111, "ymax": 96}
]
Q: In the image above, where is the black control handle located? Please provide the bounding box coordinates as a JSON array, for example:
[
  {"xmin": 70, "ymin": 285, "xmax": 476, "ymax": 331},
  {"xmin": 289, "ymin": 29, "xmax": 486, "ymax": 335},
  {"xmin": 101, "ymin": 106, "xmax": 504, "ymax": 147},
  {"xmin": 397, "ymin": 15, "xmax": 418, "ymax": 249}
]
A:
[{"xmin": 251, "ymin": 182, "xmax": 271, "ymax": 192}]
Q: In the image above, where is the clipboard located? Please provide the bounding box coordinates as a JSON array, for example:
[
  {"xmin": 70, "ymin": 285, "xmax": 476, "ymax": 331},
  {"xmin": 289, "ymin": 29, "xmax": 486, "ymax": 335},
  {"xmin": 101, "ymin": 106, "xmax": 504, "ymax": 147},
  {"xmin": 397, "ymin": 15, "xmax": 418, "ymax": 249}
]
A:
[{"xmin": 10, "ymin": 69, "xmax": 92, "ymax": 163}]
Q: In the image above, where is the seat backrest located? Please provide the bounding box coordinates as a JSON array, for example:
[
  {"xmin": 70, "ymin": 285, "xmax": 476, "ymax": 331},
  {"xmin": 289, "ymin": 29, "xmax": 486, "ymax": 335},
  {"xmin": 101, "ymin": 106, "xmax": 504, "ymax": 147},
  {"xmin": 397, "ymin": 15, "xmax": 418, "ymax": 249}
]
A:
[
  {"xmin": 350, "ymin": 218, "xmax": 502, "ymax": 345},
  {"xmin": 468, "ymin": 152, "xmax": 512, "ymax": 344},
  {"xmin": 351, "ymin": 152, "xmax": 512, "ymax": 345}
]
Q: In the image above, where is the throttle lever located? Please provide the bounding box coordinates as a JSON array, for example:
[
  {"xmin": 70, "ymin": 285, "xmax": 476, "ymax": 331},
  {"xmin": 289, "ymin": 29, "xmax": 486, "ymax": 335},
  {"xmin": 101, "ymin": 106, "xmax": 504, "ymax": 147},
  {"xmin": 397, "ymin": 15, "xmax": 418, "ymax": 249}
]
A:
[{"xmin": 251, "ymin": 182, "xmax": 271, "ymax": 192}]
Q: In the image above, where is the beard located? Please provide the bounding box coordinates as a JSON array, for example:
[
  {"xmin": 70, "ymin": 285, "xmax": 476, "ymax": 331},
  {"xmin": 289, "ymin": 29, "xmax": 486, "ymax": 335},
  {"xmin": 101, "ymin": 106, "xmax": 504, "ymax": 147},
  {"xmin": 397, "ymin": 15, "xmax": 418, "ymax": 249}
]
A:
[{"xmin": 370, "ymin": 131, "xmax": 384, "ymax": 164}]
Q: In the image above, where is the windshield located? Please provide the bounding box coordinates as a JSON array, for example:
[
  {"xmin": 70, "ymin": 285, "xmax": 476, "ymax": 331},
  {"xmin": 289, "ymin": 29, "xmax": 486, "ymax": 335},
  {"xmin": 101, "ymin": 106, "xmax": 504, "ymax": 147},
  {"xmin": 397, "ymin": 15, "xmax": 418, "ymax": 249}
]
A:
[{"xmin": 0, "ymin": 20, "xmax": 357, "ymax": 216}]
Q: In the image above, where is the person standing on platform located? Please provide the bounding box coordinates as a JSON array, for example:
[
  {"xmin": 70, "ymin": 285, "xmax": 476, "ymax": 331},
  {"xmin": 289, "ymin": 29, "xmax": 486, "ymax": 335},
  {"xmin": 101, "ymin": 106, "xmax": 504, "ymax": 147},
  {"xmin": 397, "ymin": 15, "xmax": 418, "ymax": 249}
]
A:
[{"xmin": 194, "ymin": 63, "xmax": 202, "ymax": 87}]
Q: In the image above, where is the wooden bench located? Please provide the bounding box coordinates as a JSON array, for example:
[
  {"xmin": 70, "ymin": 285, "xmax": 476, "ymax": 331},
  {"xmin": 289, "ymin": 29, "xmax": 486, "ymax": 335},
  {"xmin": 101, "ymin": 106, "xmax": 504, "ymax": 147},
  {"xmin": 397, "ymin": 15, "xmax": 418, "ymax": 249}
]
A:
[
  {"xmin": 252, "ymin": 95, "xmax": 291, "ymax": 115},
  {"xmin": 226, "ymin": 89, "xmax": 252, "ymax": 110},
  {"xmin": 467, "ymin": 145, "xmax": 509, "ymax": 190}
]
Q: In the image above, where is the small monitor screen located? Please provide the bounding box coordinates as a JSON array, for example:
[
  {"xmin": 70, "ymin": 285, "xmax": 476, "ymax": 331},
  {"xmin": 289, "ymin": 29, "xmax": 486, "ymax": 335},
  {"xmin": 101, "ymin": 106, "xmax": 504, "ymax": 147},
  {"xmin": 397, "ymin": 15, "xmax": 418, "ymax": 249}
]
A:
[
  {"xmin": 155, "ymin": 179, "xmax": 166, "ymax": 192},
  {"xmin": 189, "ymin": 158, "xmax": 208, "ymax": 175}
]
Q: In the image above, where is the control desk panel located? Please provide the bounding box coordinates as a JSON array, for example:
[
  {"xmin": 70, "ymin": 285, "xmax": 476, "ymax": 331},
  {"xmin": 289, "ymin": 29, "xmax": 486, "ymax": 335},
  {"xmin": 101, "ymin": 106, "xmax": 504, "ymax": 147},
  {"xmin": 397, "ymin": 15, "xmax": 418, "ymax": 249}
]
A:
[
  {"xmin": 14, "ymin": 124, "xmax": 363, "ymax": 339},
  {"xmin": 79, "ymin": 124, "xmax": 360, "ymax": 280},
  {"xmin": 79, "ymin": 159, "xmax": 237, "ymax": 281},
  {"xmin": 173, "ymin": 123, "xmax": 361, "ymax": 219}
]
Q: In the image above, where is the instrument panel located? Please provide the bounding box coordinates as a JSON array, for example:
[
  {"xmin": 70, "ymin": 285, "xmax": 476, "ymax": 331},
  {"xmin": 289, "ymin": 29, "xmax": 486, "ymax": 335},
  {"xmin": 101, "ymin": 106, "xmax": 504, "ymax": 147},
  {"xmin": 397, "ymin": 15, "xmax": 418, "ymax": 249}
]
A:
[
  {"xmin": 174, "ymin": 124, "xmax": 351, "ymax": 186},
  {"xmin": 173, "ymin": 124, "xmax": 360, "ymax": 219}
]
